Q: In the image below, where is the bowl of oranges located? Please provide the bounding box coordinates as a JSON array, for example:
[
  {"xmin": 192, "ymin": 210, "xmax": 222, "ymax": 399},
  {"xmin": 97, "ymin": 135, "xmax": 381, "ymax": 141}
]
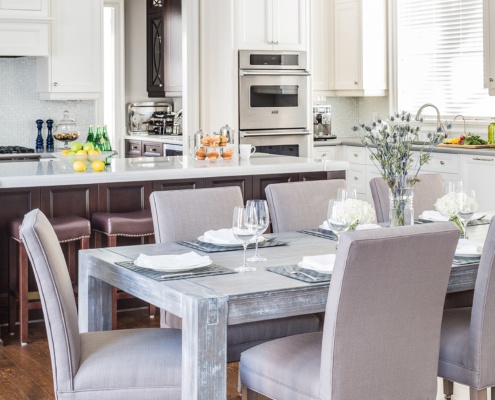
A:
[{"xmin": 54, "ymin": 142, "xmax": 112, "ymax": 172}]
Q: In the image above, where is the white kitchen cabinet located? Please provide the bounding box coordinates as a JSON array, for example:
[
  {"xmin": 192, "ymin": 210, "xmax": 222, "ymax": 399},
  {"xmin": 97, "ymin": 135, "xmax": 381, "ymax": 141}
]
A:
[
  {"xmin": 314, "ymin": 145, "xmax": 337, "ymax": 161},
  {"xmin": 484, "ymin": 0, "xmax": 495, "ymax": 95},
  {"xmin": 411, "ymin": 151, "xmax": 459, "ymax": 182},
  {"xmin": 313, "ymin": 0, "xmax": 387, "ymax": 96},
  {"xmin": 36, "ymin": 0, "xmax": 102, "ymax": 100},
  {"xmin": 459, "ymin": 154, "xmax": 495, "ymax": 212},
  {"xmin": 311, "ymin": 0, "xmax": 334, "ymax": 91},
  {"xmin": 237, "ymin": 0, "xmax": 308, "ymax": 51},
  {"xmin": 344, "ymin": 145, "xmax": 367, "ymax": 200},
  {"xmin": 0, "ymin": 0, "xmax": 50, "ymax": 56}
]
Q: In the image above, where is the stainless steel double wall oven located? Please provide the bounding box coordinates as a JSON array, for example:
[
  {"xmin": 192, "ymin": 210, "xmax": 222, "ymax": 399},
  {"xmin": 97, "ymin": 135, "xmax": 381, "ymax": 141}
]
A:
[{"xmin": 238, "ymin": 50, "xmax": 311, "ymax": 157}]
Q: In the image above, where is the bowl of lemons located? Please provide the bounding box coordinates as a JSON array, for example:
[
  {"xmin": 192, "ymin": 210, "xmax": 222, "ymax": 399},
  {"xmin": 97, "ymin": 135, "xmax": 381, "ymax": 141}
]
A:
[{"xmin": 53, "ymin": 142, "xmax": 112, "ymax": 172}]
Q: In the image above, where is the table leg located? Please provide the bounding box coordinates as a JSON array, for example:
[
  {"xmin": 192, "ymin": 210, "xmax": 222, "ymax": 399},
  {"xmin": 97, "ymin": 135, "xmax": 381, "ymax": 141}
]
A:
[
  {"xmin": 181, "ymin": 292, "xmax": 228, "ymax": 400},
  {"xmin": 78, "ymin": 255, "xmax": 113, "ymax": 332}
]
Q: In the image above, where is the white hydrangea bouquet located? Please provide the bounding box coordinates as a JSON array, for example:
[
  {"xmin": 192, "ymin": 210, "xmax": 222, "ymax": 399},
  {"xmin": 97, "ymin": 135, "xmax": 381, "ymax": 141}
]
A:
[
  {"xmin": 330, "ymin": 198, "xmax": 377, "ymax": 229},
  {"xmin": 435, "ymin": 192, "xmax": 478, "ymax": 237}
]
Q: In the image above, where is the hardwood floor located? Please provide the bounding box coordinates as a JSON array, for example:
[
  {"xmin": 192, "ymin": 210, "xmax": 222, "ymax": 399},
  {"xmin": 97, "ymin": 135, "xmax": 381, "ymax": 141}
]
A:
[{"xmin": 0, "ymin": 309, "xmax": 473, "ymax": 400}]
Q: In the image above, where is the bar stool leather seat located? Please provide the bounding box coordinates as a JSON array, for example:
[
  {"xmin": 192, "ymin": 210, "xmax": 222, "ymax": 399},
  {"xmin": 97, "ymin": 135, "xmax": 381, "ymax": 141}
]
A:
[
  {"xmin": 91, "ymin": 209, "xmax": 155, "ymax": 329},
  {"xmin": 9, "ymin": 215, "xmax": 91, "ymax": 344}
]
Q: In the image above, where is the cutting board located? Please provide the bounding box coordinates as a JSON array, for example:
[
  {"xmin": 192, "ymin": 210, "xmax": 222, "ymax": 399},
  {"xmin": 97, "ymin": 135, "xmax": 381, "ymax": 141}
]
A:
[{"xmin": 438, "ymin": 143, "xmax": 495, "ymax": 149}]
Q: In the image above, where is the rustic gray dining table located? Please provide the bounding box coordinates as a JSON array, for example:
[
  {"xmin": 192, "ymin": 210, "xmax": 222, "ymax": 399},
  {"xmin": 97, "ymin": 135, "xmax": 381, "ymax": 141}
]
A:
[{"xmin": 78, "ymin": 224, "xmax": 488, "ymax": 400}]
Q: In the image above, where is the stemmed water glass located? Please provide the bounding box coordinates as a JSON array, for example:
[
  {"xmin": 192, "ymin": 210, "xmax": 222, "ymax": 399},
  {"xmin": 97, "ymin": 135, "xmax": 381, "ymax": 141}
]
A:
[
  {"xmin": 337, "ymin": 188, "xmax": 357, "ymax": 201},
  {"xmin": 232, "ymin": 206, "xmax": 258, "ymax": 272},
  {"xmin": 246, "ymin": 200, "xmax": 270, "ymax": 262},
  {"xmin": 327, "ymin": 199, "xmax": 351, "ymax": 247},
  {"xmin": 457, "ymin": 189, "xmax": 477, "ymax": 239}
]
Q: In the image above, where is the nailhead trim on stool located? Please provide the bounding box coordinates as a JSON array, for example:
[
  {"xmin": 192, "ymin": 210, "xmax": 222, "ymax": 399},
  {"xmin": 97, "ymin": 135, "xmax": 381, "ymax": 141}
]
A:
[
  {"xmin": 91, "ymin": 209, "xmax": 155, "ymax": 329},
  {"xmin": 9, "ymin": 215, "xmax": 91, "ymax": 344}
]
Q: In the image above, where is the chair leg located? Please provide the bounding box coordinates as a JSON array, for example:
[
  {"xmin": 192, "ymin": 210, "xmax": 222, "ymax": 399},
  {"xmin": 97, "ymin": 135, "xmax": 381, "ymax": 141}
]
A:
[
  {"xmin": 491, "ymin": 387, "xmax": 495, "ymax": 400},
  {"xmin": 9, "ymin": 238, "xmax": 17, "ymax": 335},
  {"xmin": 241, "ymin": 386, "xmax": 259, "ymax": 400},
  {"xmin": 112, "ymin": 286, "xmax": 118, "ymax": 330},
  {"xmin": 470, "ymin": 388, "xmax": 488, "ymax": 400},
  {"xmin": 19, "ymin": 242, "xmax": 29, "ymax": 345},
  {"xmin": 443, "ymin": 379, "xmax": 454, "ymax": 399}
]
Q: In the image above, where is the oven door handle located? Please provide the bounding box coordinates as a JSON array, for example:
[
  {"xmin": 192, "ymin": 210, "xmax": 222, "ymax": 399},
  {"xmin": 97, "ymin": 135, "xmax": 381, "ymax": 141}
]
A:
[
  {"xmin": 239, "ymin": 70, "xmax": 311, "ymax": 77},
  {"xmin": 240, "ymin": 130, "xmax": 310, "ymax": 137}
]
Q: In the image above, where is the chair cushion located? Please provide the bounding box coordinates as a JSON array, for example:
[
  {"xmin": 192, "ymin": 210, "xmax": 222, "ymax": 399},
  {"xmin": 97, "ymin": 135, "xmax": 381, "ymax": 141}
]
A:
[
  {"xmin": 73, "ymin": 328, "xmax": 181, "ymax": 399},
  {"xmin": 161, "ymin": 309, "xmax": 320, "ymax": 363},
  {"xmin": 438, "ymin": 307, "xmax": 476, "ymax": 386},
  {"xmin": 92, "ymin": 209, "xmax": 154, "ymax": 236},
  {"xmin": 11, "ymin": 216, "xmax": 91, "ymax": 242},
  {"xmin": 240, "ymin": 332, "xmax": 322, "ymax": 400}
]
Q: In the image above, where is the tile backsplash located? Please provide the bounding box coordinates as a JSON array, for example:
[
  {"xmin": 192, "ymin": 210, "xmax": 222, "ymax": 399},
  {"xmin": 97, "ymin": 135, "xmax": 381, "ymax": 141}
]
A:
[{"xmin": 0, "ymin": 57, "xmax": 95, "ymax": 149}]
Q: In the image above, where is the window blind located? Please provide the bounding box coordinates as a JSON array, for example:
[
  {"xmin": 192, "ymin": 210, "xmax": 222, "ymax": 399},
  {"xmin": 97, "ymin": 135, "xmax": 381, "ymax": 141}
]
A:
[{"xmin": 397, "ymin": 0, "xmax": 495, "ymax": 118}]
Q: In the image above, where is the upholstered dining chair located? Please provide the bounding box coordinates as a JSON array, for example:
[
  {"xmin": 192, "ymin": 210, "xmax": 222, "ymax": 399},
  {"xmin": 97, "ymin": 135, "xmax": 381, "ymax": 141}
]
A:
[
  {"xmin": 20, "ymin": 209, "xmax": 182, "ymax": 400},
  {"xmin": 239, "ymin": 222, "xmax": 459, "ymax": 400},
  {"xmin": 439, "ymin": 217, "xmax": 495, "ymax": 400},
  {"xmin": 265, "ymin": 179, "xmax": 347, "ymax": 233},
  {"xmin": 149, "ymin": 186, "xmax": 320, "ymax": 362},
  {"xmin": 369, "ymin": 172, "xmax": 445, "ymax": 223}
]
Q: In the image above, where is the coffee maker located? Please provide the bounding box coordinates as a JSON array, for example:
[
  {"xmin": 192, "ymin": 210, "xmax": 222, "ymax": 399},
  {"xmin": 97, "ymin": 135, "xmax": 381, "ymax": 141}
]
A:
[{"xmin": 313, "ymin": 106, "xmax": 335, "ymax": 140}]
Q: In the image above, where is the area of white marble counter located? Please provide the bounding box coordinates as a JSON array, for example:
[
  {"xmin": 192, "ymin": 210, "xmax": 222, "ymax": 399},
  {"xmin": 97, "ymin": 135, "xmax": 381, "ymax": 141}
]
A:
[
  {"xmin": 0, "ymin": 154, "xmax": 349, "ymax": 189},
  {"xmin": 339, "ymin": 138, "xmax": 495, "ymax": 156},
  {"xmin": 124, "ymin": 134, "xmax": 184, "ymax": 145}
]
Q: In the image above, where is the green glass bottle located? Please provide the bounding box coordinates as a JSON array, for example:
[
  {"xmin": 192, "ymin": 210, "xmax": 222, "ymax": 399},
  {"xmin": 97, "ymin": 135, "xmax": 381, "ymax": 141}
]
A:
[
  {"xmin": 86, "ymin": 125, "xmax": 95, "ymax": 146},
  {"xmin": 488, "ymin": 117, "xmax": 495, "ymax": 144},
  {"xmin": 94, "ymin": 125, "xmax": 104, "ymax": 151},
  {"xmin": 102, "ymin": 125, "xmax": 113, "ymax": 165}
]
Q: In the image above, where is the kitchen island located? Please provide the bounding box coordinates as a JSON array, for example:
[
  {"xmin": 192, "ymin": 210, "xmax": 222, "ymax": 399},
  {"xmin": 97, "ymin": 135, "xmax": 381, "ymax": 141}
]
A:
[{"xmin": 0, "ymin": 154, "xmax": 348, "ymax": 325}]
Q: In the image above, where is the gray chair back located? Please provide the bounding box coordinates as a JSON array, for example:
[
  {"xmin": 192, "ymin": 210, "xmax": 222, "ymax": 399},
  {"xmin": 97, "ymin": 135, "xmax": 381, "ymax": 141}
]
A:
[
  {"xmin": 150, "ymin": 186, "xmax": 244, "ymax": 242},
  {"xmin": 265, "ymin": 179, "xmax": 347, "ymax": 232},
  {"xmin": 320, "ymin": 222, "xmax": 459, "ymax": 399},
  {"xmin": 369, "ymin": 173, "xmax": 445, "ymax": 223},
  {"xmin": 469, "ymin": 217, "xmax": 495, "ymax": 387},
  {"xmin": 20, "ymin": 209, "xmax": 80, "ymax": 394}
]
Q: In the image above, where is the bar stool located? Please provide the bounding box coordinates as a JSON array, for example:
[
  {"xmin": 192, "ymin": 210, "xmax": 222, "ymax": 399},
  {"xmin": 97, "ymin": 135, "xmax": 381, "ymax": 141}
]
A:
[
  {"xmin": 91, "ymin": 209, "xmax": 155, "ymax": 329},
  {"xmin": 9, "ymin": 215, "xmax": 91, "ymax": 344}
]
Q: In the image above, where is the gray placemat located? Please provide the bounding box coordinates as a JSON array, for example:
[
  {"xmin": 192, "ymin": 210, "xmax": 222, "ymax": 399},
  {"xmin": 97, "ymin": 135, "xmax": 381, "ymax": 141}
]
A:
[
  {"xmin": 453, "ymin": 256, "xmax": 482, "ymax": 266},
  {"xmin": 177, "ymin": 239, "xmax": 287, "ymax": 253},
  {"xmin": 267, "ymin": 265, "xmax": 331, "ymax": 283},
  {"xmin": 297, "ymin": 229, "xmax": 337, "ymax": 241},
  {"xmin": 115, "ymin": 261, "xmax": 237, "ymax": 281}
]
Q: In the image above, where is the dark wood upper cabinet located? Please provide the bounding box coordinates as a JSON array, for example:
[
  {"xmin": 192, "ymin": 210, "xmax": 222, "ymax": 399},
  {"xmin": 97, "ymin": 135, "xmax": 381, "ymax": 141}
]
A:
[{"xmin": 147, "ymin": 0, "xmax": 182, "ymax": 98}]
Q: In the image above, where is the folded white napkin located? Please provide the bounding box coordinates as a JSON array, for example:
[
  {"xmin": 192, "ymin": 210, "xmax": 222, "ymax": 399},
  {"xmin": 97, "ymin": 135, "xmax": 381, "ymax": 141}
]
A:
[
  {"xmin": 134, "ymin": 252, "xmax": 212, "ymax": 271},
  {"xmin": 455, "ymin": 239, "xmax": 484, "ymax": 257},
  {"xmin": 203, "ymin": 229, "xmax": 263, "ymax": 245},
  {"xmin": 320, "ymin": 221, "xmax": 381, "ymax": 231},
  {"xmin": 420, "ymin": 210, "xmax": 449, "ymax": 222},
  {"xmin": 298, "ymin": 254, "xmax": 336, "ymax": 274}
]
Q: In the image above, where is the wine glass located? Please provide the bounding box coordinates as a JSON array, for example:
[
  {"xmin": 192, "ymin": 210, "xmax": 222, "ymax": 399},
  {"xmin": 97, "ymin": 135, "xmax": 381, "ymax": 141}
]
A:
[
  {"xmin": 337, "ymin": 188, "xmax": 357, "ymax": 201},
  {"xmin": 232, "ymin": 206, "xmax": 258, "ymax": 272},
  {"xmin": 457, "ymin": 189, "xmax": 477, "ymax": 239},
  {"xmin": 327, "ymin": 199, "xmax": 351, "ymax": 247},
  {"xmin": 246, "ymin": 200, "xmax": 270, "ymax": 262},
  {"xmin": 444, "ymin": 180, "xmax": 463, "ymax": 195}
]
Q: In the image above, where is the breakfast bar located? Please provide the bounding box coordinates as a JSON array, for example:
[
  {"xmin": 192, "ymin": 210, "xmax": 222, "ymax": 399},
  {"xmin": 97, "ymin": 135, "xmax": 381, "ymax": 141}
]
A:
[{"xmin": 0, "ymin": 154, "xmax": 348, "ymax": 327}]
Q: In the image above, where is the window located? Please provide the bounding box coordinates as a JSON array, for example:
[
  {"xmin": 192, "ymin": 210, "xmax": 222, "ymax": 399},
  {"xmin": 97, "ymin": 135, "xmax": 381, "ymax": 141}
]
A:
[{"xmin": 397, "ymin": 0, "xmax": 495, "ymax": 119}]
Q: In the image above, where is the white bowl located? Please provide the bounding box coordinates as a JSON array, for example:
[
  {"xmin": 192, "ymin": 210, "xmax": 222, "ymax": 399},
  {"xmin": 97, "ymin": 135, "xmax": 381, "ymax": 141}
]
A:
[{"xmin": 53, "ymin": 151, "xmax": 113, "ymax": 166}]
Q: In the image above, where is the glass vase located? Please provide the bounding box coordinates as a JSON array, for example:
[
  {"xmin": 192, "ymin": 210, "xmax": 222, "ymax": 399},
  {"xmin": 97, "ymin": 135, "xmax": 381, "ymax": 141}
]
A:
[{"xmin": 389, "ymin": 187, "xmax": 414, "ymax": 227}]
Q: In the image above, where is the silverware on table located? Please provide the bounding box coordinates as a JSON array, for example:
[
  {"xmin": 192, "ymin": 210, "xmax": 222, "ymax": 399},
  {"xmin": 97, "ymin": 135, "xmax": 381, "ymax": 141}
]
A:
[{"xmin": 284, "ymin": 265, "xmax": 317, "ymax": 281}]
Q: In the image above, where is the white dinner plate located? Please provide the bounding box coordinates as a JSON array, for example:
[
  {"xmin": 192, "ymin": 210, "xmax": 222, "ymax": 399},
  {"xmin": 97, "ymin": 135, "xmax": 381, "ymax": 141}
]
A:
[
  {"xmin": 197, "ymin": 236, "xmax": 265, "ymax": 247},
  {"xmin": 136, "ymin": 259, "xmax": 212, "ymax": 272},
  {"xmin": 455, "ymin": 239, "xmax": 484, "ymax": 258},
  {"xmin": 297, "ymin": 261, "xmax": 333, "ymax": 274}
]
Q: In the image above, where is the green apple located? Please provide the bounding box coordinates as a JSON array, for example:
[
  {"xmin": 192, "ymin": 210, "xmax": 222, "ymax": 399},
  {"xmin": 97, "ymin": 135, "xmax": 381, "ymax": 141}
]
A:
[
  {"xmin": 70, "ymin": 141, "xmax": 83, "ymax": 152},
  {"xmin": 83, "ymin": 142, "xmax": 94, "ymax": 152}
]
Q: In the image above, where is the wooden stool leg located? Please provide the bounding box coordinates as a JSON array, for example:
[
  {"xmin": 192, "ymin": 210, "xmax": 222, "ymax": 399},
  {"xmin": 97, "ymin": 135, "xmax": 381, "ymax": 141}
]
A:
[
  {"xmin": 80, "ymin": 236, "xmax": 90, "ymax": 250},
  {"xmin": 94, "ymin": 231, "xmax": 103, "ymax": 248},
  {"xmin": 443, "ymin": 379, "xmax": 454, "ymax": 399},
  {"xmin": 67, "ymin": 241, "xmax": 77, "ymax": 285},
  {"xmin": 9, "ymin": 238, "xmax": 17, "ymax": 335},
  {"xmin": 19, "ymin": 242, "xmax": 29, "ymax": 345}
]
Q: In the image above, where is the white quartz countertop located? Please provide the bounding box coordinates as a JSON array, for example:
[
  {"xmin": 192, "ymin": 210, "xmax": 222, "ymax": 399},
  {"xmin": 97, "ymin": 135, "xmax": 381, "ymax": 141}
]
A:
[
  {"xmin": 125, "ymin": 134, "xmax": 183, "ymax": 145},
  {"xmin": 0, "ymin": 154, "xmax": 349, "ymax": 189}
]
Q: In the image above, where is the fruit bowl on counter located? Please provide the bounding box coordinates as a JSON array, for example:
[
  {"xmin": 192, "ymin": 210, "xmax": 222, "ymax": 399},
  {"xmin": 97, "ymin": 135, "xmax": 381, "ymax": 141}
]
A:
[{"xmin": 53, "ymin": 151, "xmax": 114, "ymax": 172}]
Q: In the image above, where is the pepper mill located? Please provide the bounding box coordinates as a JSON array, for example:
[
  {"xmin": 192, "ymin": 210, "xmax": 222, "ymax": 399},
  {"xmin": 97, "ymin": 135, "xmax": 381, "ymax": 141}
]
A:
[
  {"xmin": 46, "ymin": 118, "xmax": 54, "ymax": 153},
  {"xmin": 35, "ymin": 119, "xmax": 44, "ymax": 153}
]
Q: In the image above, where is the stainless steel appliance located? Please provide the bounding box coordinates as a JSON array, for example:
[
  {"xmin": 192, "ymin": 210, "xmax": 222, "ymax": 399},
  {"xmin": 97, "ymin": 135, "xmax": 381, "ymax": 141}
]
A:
[
  {"xmin": 313, "ymin": 106, "xmax": 336, "ymax": 141},
  {"xmin": 127, "ymin": 102, "xmax": 173, "ymax": 135},
  {"xmin": 238, "ymin": 50, "xmax": 311, "ymax": 157},
  {"xmin": 163, "ymin": 142, "xmax": 183, "ymax": 156},
  {"xmin": 239, "ymin": 50, "xmax": 309, "ymax": 130},
  {"xmin": 0, "ymin": 146, "xmax": 41, "ymax": 162}
]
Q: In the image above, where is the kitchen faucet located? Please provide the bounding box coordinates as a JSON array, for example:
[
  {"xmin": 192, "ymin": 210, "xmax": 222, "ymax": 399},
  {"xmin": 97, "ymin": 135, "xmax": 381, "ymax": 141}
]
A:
[{"xmin": 415, "ymin": 103, "xmax": 445, "ymax": 136}]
